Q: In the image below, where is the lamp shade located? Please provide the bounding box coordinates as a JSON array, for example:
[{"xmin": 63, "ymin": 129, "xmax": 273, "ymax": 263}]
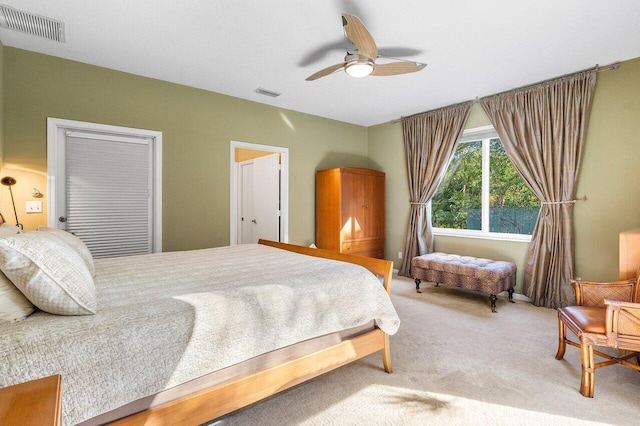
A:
[
  {"xmin": 1, "ymin": 177, "xmax": 16, "ymax": 187},
  {"xmin": 1, "ymin": 176, "xmax": 21, "ymax": 229}
]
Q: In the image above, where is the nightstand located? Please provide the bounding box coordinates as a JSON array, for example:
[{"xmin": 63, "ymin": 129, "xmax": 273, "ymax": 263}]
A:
[{"xmin": 0, "ymin": 374, "xmax": 62, "ymax": 426}]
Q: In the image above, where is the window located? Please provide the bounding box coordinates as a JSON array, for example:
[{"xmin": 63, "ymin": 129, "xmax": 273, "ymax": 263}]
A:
[{"xmin": 431, "ymin": 126, "xmax": 539, "ymax": 240}]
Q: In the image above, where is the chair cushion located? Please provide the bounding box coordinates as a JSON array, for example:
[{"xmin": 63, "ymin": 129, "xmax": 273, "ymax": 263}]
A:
[{"xmin": 561, "ymin": 306, "xmax": 606, "ymax": 335}]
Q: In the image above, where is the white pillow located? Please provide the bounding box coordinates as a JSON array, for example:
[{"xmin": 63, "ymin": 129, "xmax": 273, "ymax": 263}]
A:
[
  {"xmin": 0, "ymin": 270, "xmax": 34, "ymax": 323},
  {"xmin": 0, "ymin": 232, "xmax": 96, "ymax": 315},
  {"xmin": 37, "ymin": 226, "xmax": 96, "ymax": 277}
]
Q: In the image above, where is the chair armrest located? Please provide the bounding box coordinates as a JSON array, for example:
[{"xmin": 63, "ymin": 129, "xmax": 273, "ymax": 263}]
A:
[
  {"xmin": 604, "ymin": 299, "xmax": 640, "ymax": 350},
  {"xmin": 570, "ymin": 278, "xmax": 637, "ymax": 307},
  {"xmin": 605, "ymin": 299, "xmax": 640, "ymax": 309}
]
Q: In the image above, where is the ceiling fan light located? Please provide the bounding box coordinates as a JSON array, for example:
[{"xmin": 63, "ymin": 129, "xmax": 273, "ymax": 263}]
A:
[{"xmin": 345, "ymin": 60, "xmax": 374, "ymax": 78}]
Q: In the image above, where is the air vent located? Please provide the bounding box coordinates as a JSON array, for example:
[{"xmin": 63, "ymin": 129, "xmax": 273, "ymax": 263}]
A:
[
  {"xmin": 0, "ymin": 4, "xmax": 65, "ymax": 42},
  {"xmin": 255, "ymin": 87, "xmax": 281, "ymax": 98}
]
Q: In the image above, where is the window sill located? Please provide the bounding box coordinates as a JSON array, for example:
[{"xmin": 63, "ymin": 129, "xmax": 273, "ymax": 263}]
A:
[{"xmin": 433, "ymin": 228, "xmax": 532, "ymax": 243}]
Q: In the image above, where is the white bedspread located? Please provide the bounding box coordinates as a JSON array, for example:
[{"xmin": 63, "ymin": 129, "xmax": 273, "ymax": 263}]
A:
[{"xmin": 0, "ymin": 244, "xmax": 399, "ymax": 425}]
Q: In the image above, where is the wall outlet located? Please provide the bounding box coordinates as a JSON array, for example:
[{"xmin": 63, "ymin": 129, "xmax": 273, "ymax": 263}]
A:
[
  {"xmin": 398, "ymin": 251, "xmax": 403, "ymax": 259},
  {"xmin": 26, "ymin": 200, "xmax": 43, "ymax": 213}
]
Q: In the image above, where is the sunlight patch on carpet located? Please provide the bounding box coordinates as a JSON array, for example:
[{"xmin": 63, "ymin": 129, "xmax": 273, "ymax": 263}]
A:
[{"xmin": 298, "ymin": 384, "xmax": 610, "ymax": 425}]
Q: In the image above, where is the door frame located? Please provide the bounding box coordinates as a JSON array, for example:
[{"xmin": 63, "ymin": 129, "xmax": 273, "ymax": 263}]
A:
[
  {"xmin": 230, "ymin": 140, "xmax": 289, "ymax": 245},
  {"xmin": 46, "ymin": 117, "xmax": 163, "ymax": 253}
]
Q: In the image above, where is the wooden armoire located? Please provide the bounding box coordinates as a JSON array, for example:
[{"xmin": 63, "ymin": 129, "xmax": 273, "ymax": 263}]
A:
[{"xmin": 315, "ymin": 167, "xmax": 385, "ymax": 258}]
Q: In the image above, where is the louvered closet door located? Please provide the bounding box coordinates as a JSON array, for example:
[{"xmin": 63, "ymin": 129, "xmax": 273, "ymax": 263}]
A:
[{"xmin": 65, "ymin": 132, "xmax": 152, "ymax": 258}]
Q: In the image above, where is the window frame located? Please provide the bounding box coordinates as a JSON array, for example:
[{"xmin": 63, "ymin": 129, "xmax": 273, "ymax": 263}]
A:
[{"xmin": 431, "ymin": 125, "xmax": 535, "ymax": 242}]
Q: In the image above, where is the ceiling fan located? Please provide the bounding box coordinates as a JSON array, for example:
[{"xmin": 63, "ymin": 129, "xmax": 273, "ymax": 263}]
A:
[{"xmin": 306, "ymin": 13, "xmax": 427, "ymax": 81}]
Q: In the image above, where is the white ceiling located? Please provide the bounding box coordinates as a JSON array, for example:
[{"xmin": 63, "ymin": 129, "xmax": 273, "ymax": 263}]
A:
[{"xmin": 1, "ymin": 1, "xmax": 639, "ymax": 127}]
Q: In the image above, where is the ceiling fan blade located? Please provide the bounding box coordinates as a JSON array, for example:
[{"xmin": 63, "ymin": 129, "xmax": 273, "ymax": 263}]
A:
[
  {"xmin": 306, "ymin": 62, "xmax": 346, "ymax": 81},
  {"xmin": 370, "ymin": 62, "xmax": 427, "ymax": 76},
  {"xmin": 298, "ymin": 40, "xmax": 346, "ymax": 66},
  {"xmin": 341, "ymin": 14, "xmax": 377, "ymax": 60},
  {"xmin": 376, "ymin": 54, "xmax": 427, "ymax": 64}
]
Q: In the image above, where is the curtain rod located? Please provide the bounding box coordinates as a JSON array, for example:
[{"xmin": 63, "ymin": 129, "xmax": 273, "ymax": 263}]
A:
[{"xmin": 390, "ymin": 62, "xmax": 621, "ymax": 125}]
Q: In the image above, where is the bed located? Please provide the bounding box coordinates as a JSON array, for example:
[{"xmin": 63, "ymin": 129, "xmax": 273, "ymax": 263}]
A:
[{"xmin": 0, "ymin": 235, "xmax": 399, "ymax": 425}]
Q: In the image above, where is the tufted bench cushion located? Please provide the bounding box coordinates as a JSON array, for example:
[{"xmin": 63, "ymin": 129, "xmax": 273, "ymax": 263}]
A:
[{"xmin": 411, "ymin": 252, "xmax": 517, "ymax": 312}]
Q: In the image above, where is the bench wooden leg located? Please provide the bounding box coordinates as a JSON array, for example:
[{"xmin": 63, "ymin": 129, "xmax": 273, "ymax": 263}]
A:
[
  {"xmin": 508, "ymin": 288, "xmax": 515, "ymax": 303},
  {"xmin": 490, "ymin": 294, "xmax": 498, "ymax": 313},
  {"xmin": 414, "ymin": 278, "xmax": 422, "ymax": 293}
]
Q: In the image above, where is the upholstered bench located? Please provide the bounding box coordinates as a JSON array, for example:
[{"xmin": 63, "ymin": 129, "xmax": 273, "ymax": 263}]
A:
[{"xmin": 411, "ymin": 252, "xmax": 516, "ymax": 313}]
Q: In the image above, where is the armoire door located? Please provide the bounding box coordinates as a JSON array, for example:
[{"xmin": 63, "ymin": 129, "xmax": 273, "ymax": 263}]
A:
[
  {"xmin": 341, "ymin": 171, "xmax": 385, "ymax": 242},
  {"xmin": 363, "ymin": 173, "xmax": 385, "ymax": 240},
  {"xmin": 341, "ymin": 171, "xmax": 366, "ymax": 241}
]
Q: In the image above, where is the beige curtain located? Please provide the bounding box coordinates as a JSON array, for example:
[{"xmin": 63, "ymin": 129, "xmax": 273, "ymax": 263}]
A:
[
  {"xmin": 398, "ymin": 102, "xmax": 472, "ymax": 276},
  {"xmin": 480, "ymin": 69, "xmax": 597, "ymax": 308}
]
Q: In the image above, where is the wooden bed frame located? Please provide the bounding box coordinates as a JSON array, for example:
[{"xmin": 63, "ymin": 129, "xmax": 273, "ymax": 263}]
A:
[{"xmin": 108, "ymin": 240, "xmax": 394, "ymax": 425}]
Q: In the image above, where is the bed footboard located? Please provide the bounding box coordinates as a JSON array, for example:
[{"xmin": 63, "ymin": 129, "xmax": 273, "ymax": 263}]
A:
[{"xmin": 258, "ymin": 239, "xmax": 394, "ymax": 295}]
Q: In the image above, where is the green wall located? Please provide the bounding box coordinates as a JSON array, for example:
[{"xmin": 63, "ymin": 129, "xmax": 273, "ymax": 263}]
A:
[
  {"xmin": 1, "ymin": 47, "xmax": 369, "ymax": 250},
  {"xmin": 369, "ymin": 57, "xmax": 640, "ymax": 286},
  {"xmin": 3, "ymin": 45, "xmax": 639, "ymax": 287}
]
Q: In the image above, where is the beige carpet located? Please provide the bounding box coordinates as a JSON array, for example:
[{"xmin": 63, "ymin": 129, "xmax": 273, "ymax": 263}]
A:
[{"xmin": 209, "ymin": 275, "xmax": 639, "ymax": 425}]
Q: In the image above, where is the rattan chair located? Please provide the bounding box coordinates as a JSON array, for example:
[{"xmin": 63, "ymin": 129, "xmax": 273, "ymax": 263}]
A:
[{"xmin": 555, "ymin": 269, "xmax": 640, "ymax": 397}]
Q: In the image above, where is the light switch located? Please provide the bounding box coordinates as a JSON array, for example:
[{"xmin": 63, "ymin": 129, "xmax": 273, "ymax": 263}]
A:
[{"xmin": 26, "ymin": 200, "xmax": 43, "ymax": 213}]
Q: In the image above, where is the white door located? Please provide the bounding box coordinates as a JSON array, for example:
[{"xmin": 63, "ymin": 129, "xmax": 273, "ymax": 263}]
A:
[
  {"xmin": 47, "ymin": 118, "xmax": 162, "ymax": 258},
  {"xmin": 238, "ymin": 154, "xmax": 280, "ymax": 244},
  {"xmin": 253, "ymin": 153, "xmax": 280, "ymax": 242},
  {"xmin": 239, "ymin": 161, "xmax": 255, "ymax": 244}
]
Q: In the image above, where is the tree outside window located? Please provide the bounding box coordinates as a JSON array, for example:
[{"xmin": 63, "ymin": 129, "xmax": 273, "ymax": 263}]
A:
[{"xmin": 432, "ymin": 128, "xmax": 539, "ymax": 238}]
